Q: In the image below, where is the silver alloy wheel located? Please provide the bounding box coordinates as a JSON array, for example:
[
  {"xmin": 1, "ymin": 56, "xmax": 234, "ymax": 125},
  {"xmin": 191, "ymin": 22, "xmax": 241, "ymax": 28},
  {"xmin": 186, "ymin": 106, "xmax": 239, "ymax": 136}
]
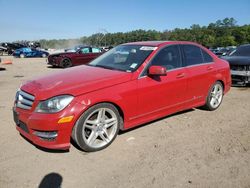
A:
[
  {"xmin": 82, "ymin": 108, "xmax": 118, "ymax": 148},
  {"xmin": 20, "ymin": 54, "xmax": 25, "ymax": 58},
  {"xmin": 209, "ymin": 83, "xmax": 223, "ymax": 109},
  {"xmin": 42, "ymin": 53, "xmax": 47, "ymax": 58}
]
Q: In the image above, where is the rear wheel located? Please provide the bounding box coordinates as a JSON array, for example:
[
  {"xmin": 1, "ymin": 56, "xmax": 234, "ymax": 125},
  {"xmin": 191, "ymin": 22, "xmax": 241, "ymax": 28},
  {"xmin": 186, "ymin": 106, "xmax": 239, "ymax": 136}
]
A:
[
  {"xmin": 72, "ymin": 103, "xmax": 121, "ymax": 152},
  {"xmin": 60, "ymin": 58, "xmax": 72, "ymax": 68},
  {"xmin": 20, "ymin": 54, "xmax": 25, "ymax": 58},
  {"xmin": 203, "ymin": 81, "xmax": 224, "ymax": 111}
]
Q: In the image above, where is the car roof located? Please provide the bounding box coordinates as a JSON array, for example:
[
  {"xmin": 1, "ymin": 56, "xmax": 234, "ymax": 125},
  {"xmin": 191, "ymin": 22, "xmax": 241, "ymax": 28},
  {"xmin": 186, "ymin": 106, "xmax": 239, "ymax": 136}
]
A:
[
  {"xmin": 123, "ymin": 41, "xmax": 202, "ymax": 47},
  {"xmin": 239, "ymin": 44, "xmax": 250, "ymax": 48}
]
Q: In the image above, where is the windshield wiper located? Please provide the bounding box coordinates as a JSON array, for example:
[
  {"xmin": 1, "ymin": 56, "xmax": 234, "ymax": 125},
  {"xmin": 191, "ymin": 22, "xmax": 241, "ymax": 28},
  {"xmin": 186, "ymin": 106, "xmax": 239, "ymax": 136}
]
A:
[
  {"xmin": 94, "ymin": 64, "xmax": 118, "ymax": 70},
  {"xmin": 87, "ymin": 64, "xmax": 126, "ymax": 72}
]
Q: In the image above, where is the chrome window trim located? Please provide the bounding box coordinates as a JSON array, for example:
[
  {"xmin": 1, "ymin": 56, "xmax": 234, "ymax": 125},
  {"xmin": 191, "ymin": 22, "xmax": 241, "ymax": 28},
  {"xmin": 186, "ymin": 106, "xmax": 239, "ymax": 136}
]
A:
[{"xmin": 185, "ymin": 61, "xmax": 214, "ymax": 68}]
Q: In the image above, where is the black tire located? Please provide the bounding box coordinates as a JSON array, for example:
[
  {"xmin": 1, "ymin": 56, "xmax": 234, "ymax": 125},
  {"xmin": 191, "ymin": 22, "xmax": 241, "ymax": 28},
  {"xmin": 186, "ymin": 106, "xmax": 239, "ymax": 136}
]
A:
[
  {"xmin": 203, "ymin": 81, "xmax": 224, "ymax": 111},
  {"xmin": 20, "ymin": 54, "xmax": 25, "ymax": 58},
  {"xmin": 60, "ymin": 58, "xmax": 72, "ymax": 68},
  {"xmin": 72, "ymin": 103, "xmax": 121, "ymax": 152}
]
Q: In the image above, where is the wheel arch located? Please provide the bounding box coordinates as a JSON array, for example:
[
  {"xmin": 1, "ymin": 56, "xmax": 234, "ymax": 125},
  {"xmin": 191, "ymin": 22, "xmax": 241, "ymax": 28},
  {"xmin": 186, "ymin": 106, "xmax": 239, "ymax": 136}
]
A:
[
  {"xmin": 73, "ymin": 100, "xmax": 125, "ymax": 131},
  {"xmin": 92, "ymin": 101, "xmax": 124, "ymax": 130},
  {"xmin": 216, "ymin": 79, "xmax": 225, "ymax": 90}
]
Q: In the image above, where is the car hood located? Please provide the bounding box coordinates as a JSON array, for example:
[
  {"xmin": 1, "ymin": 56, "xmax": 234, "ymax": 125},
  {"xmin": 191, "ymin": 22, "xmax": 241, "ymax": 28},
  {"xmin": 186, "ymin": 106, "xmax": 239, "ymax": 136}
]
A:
[
  {"xmin": 21, "ymin": 65, "xmax": 132, "ymax": 100},
  {"xmin": 222, "ymin": 56, "xmax": 250, "ymax": 65}
]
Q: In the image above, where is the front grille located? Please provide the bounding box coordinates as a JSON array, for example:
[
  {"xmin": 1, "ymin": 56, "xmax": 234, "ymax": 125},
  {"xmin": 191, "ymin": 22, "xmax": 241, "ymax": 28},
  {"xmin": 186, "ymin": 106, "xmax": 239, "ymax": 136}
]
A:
[
  {"xmin": 230, "ymin": 65, "xmax": 247, "ymax": 71},
  {"xmin": 16, "ymin": 90, "xmax": 35, "ymax": 110}
]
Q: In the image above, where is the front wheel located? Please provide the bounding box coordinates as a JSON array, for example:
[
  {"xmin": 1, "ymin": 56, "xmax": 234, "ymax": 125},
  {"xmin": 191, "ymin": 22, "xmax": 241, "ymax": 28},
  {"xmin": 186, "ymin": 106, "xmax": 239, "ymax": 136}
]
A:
[
  {"xmin": 72, "ymin": 103, "xmax": 121, "ymax": 152},
  {"xmin": 203, "ymin": 81, "xmax": 224, "ymax": 111},
  {"xmin": 42, "ymin": 53, "xmax": 47, "ymax": 58},
  {"xmin": 20, "ymin": 54, "xmax": 25, "ymax": 58},
  {"xmin": 60, "ymin": 58, "xmax": 72, "ymax": 68}
]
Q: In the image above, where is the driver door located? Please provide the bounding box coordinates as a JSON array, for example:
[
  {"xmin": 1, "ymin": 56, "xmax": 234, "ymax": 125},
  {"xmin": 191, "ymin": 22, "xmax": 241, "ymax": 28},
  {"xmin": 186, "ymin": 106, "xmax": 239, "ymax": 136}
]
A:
[
  {"xmin": 75, "ymin": 47, "xmax": 92, "ymax": 65},
  {"xmin": 136, "ymin": 45, "xmax": 188, "ymax": 120}
]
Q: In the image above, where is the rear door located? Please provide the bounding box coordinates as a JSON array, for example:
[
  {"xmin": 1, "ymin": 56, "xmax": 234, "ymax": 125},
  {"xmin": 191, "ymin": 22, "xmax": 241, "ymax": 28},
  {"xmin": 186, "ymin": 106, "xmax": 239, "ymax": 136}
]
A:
[{"xmin": 181, "ymin": 44, "xmax": 216, "ymax": 105}]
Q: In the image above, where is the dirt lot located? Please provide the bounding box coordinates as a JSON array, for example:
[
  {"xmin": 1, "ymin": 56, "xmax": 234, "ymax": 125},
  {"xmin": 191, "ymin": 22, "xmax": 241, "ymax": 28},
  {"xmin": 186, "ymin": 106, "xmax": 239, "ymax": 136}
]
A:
[{"xmin": 0, "ymin": 56, "xmax": 250, "ymax": 188}]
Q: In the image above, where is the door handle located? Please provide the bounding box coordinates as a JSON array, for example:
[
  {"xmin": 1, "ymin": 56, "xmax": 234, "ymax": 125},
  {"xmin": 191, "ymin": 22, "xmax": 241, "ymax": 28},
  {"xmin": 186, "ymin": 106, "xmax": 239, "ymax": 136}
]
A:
[
  {"xmin": 176, "ymin": 73, "xmax": 185, "ymax": 78},
  {"xmin": 207, "ymin": 66, "xmax": 213, "ymax": 70}
]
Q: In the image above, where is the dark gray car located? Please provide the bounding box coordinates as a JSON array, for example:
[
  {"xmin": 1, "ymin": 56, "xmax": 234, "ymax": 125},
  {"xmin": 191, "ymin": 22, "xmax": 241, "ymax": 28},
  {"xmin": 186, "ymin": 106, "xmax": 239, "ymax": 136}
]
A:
[{"xmin": 222, "ymin": 44, "xmax": 250, "ymax": 86}]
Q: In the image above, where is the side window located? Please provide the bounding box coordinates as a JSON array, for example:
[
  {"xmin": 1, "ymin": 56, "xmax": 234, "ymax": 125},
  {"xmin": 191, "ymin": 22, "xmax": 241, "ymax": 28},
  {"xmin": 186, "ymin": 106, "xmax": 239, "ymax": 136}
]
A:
[
  {"xmin": 81, "ymin": 47, "xmax": 90, "ymax": 53},
  {"xmin": 183, "ymin": 45, "xmax": 203, "ymax": 66},
  {"xmin": 202, "ymin": 49, "xmax": 213, "ymax": 63},
  {"xmin": 150, "ymin": 45, "xmax": 182, "ymax": 70},
  {"xmin": 92, "ymin": 48, "xmax": 101, "ymax": 53}
]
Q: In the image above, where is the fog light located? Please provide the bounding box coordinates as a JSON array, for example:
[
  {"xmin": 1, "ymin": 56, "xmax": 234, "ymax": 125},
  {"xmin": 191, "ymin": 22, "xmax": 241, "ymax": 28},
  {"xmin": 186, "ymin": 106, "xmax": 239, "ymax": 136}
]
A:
[
  {"xmin": 33, "ymin": 131, "xmax": 58, "ymax": 140},
  {"xmin": 58, "ymin": 115, "xmax": 74, "ymax": 124}
]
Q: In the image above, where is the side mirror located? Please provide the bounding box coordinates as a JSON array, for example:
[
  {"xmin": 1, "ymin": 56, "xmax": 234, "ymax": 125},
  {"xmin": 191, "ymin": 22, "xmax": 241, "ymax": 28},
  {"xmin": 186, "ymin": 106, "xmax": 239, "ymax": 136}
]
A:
[{"xmin": 148, "ymin": 66, "xmax": 167, "ymax": 76}]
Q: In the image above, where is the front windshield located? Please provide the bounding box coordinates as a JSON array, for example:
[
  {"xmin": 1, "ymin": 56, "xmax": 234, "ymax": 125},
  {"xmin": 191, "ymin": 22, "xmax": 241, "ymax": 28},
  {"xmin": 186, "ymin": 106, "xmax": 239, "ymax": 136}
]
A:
[
  {"xmin": 230, "ymin": 45, "xmax": 250, "ymax": 56},
  {"xmin": 88, "ymin": 45, "xmax": 157, "ymax": 72}
]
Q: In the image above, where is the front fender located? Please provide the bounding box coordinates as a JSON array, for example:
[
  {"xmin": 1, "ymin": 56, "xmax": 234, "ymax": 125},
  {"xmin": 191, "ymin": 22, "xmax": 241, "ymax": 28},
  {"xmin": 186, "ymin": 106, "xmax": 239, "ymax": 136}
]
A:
[{"xmin": 74, "ymin": 80, "xmax": 138, "ymax": 129}]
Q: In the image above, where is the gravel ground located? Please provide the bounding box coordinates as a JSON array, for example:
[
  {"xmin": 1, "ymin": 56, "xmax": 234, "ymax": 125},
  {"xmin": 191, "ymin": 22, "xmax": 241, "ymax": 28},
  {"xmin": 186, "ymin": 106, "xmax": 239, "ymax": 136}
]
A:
[{"xmin": 0, "ymin": 56, "xmax": 250, "ymax": 188}]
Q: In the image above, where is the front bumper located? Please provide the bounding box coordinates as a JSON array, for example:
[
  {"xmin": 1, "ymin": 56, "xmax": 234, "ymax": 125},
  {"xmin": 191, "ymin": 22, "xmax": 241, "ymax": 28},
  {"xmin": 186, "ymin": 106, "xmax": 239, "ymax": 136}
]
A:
[
  {"xmin": 230, "ymin": 70, "xmax": 250, "ymax": 76},
  {"xmin": 230, "ymin": 70, "xmax": 250, "ymax": 85},
  {"xmin": 47, "ymin": 56, "xmax": 62, "ymax": 66},
  {"xmin": 13, "ymin": 101, "xmax": 86, "ymax": 150}
]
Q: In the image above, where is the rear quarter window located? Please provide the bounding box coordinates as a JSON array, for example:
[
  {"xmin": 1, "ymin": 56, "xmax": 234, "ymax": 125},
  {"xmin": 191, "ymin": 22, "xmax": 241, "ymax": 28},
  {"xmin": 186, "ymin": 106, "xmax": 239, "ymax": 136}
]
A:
[{"xmin": 202, "ymin": 49, "xmax": 213, "ymax": 63}]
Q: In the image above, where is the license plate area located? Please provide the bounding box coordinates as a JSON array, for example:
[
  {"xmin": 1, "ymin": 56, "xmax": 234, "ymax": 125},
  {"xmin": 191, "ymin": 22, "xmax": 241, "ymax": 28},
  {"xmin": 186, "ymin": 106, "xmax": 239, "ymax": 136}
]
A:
[
  {"xmin": 13, "ymin": 109, "xmax": 19, "ymax": 125},
  {"xmin": 13, "ymin": 109, "xmax": 29, "ymax": 133}
]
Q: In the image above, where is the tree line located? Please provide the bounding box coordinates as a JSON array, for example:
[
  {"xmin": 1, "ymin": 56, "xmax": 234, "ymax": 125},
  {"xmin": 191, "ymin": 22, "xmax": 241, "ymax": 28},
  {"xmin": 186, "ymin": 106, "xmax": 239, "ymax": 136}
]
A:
[{"xmin": 39, "ymin": 18, "xmax": 250, "ymax": 49}]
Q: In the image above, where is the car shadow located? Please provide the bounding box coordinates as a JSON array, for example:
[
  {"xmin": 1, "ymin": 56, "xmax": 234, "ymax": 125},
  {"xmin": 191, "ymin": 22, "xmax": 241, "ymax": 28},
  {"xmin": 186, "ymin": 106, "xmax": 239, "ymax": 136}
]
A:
[
  {"xmin": 47, "ymin": 65, "xmax": 63, "ymax": 69},
  {"xmin": 0, "ymin": 67, "xmax": 6, "ymax": 71},
  {"xmin": 38, "ymin": 172, "xmax": 63, "ymax": 188},
  {"xmin": 232, "ymin": 85, "xmax": 250, "ymax": 89}
]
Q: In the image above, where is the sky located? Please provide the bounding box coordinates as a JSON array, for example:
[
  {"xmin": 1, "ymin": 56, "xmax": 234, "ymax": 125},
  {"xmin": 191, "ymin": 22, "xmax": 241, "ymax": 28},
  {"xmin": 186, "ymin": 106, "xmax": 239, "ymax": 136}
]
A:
[{"xmin": 0, "ymin": 0, "xmax": 250, "ymax": 42}]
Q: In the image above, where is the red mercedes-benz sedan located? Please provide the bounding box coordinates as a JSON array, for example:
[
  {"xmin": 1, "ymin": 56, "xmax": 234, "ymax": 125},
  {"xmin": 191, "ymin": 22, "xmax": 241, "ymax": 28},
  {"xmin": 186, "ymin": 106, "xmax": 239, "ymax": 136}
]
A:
[{"xmin": 13, "ymin": 41, "xmax": 231, "ymax": 152}]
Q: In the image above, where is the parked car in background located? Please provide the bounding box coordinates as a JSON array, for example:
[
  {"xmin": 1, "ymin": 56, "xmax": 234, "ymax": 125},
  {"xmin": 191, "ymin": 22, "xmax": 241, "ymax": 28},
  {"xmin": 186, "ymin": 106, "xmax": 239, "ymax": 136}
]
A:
[
  {"xmin": 1, "ymin": 42, "xmax": 27, "ymax": 55},
  {"xmin": 1, "ymin": 42, "xmax": 42, "ymax": 55},
  {"xmin": 13, "ymin": 48, "xmax": 49, "ymax": 58},
  {"xmin": 222, "ymin": 44, "xmax": 250, "ymax": 86},
  {"xmin": 64, "ymin": 45, "xmax": 86, "ymax": 52},
  {"xmin": 0, "ymin": 46, "xmax": 7, "ymax": 56},
  {"xmin": 100, "ymin": 46, "xmax": 114, "ymax": 51},
  {"xmin": 13, "ymin": 41, "xmax": 231, "ymax": 152},
  {"xmin": 210, "ymin": 46, "xmax": 236, "ymax": 57},
  {"xmin": 47, "ymin": 46, "xmax": 103, "ymax": 68}
]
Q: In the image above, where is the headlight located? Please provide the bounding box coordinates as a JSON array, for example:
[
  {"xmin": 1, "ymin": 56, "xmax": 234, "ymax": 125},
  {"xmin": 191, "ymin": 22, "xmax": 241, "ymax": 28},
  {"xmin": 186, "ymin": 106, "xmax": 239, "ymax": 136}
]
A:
[{"xmin": 35, "ymin": 95, "xmax": 74, "ymax": 113}]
